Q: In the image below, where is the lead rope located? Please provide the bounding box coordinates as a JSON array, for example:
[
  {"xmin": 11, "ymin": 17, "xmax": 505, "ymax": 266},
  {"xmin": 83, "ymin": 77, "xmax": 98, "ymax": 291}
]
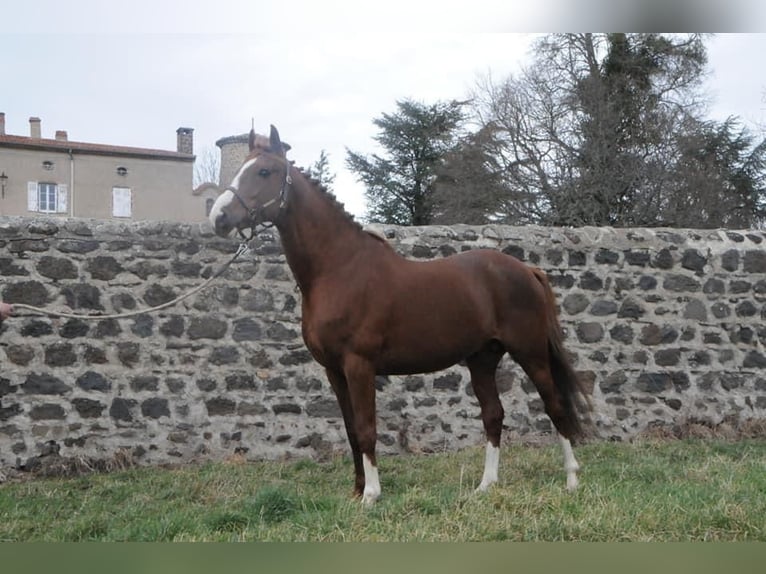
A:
[{"xmin": 12, "ymin": 243, "xmax": 251, "ymax": 321}]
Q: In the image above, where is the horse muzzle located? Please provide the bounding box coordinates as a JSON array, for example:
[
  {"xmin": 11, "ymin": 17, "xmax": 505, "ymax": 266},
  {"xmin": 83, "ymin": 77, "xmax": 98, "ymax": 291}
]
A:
[
  {"xmin": 208, "ymin": 189, "xmax": 238, "ymax": 237},
  {"xmin": 211, "ymin": 211, "xmax": 235, "ymax": 238}
]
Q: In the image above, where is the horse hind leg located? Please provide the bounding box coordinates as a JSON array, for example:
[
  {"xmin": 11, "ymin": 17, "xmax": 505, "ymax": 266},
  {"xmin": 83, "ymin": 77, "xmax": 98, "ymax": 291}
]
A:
[
  {"xmin": 466, "ymin": 344, "xmax": 504, "ymax": 492},
  {"xmin": 520, "ymin": 358, "xmax": 581, "ymax": 491},
  {"xmin": 558, "ymin": 432, "xmax": 580, "ymax": 491}
]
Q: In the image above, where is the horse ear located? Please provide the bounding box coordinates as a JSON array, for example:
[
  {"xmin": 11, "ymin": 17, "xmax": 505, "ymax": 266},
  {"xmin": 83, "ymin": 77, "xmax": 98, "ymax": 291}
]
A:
[
  {"xmin": 248, "ymin": 128, "xmax": 257, "ymax": 152},
  {"xmin": 269, "ymin": 125, "xmax": 286, "ymax": 156}
]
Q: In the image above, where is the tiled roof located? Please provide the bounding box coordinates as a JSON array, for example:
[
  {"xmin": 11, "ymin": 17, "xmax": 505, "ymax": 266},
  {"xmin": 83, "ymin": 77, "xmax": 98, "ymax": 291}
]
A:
[{"xmin": 0, "ymin": 134, "xmax": 194, "ymax": 161}]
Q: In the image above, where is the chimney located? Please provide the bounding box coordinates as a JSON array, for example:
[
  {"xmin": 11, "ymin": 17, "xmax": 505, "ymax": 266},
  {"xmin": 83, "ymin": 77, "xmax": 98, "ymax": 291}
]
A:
[
  {"xmin": 29, "ymin": 116, "xmax": 41, "ymax": 139},
  {"xmin": 55, "ymin": 130, "xmax": 68, "ymax": 142},
  {"xmin": 176, "ymin": 127, "xmax": 194, "ymax": 154},
  {"xmin": 0, "ymin": 112, "xmax": 5, "ymax": 136}
]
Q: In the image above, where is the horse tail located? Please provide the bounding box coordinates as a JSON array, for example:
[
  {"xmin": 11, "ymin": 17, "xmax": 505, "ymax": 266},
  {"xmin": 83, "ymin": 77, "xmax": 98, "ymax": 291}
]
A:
[{"xmin": 530, "ymin": 267, "xmax": 592, "ymax": 441}]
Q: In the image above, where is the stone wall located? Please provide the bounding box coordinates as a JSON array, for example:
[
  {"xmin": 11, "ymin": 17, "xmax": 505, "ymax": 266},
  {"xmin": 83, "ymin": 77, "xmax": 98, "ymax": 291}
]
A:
[{"xmin": 1, "ymin": 217, "xmax": 765, "ymax": 470}]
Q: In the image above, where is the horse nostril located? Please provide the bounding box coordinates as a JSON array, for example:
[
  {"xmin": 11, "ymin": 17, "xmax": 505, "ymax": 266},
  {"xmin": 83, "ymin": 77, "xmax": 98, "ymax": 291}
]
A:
[{"xmin": 212, "ymin": 212, "xmax": 233, "ymax": 237}]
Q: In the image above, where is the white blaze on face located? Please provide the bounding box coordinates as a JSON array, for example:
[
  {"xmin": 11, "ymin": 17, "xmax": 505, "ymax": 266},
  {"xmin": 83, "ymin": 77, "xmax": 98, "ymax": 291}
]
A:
[
  {"xmin": 208, "ymin": 157, "xmax": 259, "ymax": 230},
  {"xmin": 208, "ymin": 189, "xmax": 235, "ymax": 229}
]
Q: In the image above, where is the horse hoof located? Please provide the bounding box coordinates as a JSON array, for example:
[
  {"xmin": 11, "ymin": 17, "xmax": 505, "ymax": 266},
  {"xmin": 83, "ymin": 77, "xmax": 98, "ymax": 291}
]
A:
[
  {"xmin": 361, "ymin": 491, "xmax": 379, "ymax": 506},
  {"xmin": 475, "ymin": 480, "xmax": 496, "ymax": 493}
]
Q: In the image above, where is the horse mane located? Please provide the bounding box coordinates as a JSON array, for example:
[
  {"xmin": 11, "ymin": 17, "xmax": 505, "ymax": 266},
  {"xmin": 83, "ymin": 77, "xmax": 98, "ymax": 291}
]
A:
[{"xmin": 294, "ymin": 164, "xmax": 381, "ymax": 241}]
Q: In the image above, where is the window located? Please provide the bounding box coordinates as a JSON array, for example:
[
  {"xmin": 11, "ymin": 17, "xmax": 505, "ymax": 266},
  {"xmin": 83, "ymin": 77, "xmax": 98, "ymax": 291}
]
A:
[
  {"xmin": 112, "ymin": 186, "xmax": 132, "ymax": 218},
  {"xmin": 38, "ymin": 182, "xmax": 57, "ymax": 212},
  {"xmin": 206, "ymin": 197, "xmax": 215, "ymax": 216},
  {"xmin": 27, "ymin": 181, "xmax": 68, "ymax": 213}
]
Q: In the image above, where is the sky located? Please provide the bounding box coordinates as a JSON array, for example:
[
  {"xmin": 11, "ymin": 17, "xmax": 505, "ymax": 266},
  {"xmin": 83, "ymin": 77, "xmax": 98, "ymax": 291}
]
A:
[{"xmin": 1, "ymin": 1, "xmax": 765, "ymax": 219}]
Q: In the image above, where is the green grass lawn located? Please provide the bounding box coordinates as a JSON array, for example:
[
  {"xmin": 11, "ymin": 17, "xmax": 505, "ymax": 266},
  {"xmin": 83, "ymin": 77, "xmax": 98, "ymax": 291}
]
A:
[{"xmin": 1, "ymin": 439, "xmax": 765, "ymax": 541}]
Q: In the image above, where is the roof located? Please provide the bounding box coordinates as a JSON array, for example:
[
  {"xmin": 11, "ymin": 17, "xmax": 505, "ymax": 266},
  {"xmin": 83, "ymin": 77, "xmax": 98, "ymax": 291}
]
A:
[
  {"xmin": 0, "ymin": 134, "xmax": 195, "ymax": 161},
  {"xmin": 215, "ymin": 133, "xmax": 249, "ymax": 147}
]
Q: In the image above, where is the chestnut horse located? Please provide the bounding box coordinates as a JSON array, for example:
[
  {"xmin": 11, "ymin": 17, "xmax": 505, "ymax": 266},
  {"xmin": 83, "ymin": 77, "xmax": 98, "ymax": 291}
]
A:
[{"xmin": 209, "ymin": 125, "xmax": 590, "ymax": 505}]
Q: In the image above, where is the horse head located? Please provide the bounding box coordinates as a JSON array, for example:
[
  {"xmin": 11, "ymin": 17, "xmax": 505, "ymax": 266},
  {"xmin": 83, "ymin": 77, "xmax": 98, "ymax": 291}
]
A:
[{"xmin": 209, "ymin": 125, "xmax": 291, "ymax": 238}]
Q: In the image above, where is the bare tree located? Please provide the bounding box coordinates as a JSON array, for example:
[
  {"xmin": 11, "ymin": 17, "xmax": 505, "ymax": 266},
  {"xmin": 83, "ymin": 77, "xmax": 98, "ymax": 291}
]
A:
[
  {"xmin": 194, "ymin": 146, "xmax": 221, "ymax": 188},
  {"xmin": 468, "ymin": 33, "xmax": 766, "ymax": 228}
]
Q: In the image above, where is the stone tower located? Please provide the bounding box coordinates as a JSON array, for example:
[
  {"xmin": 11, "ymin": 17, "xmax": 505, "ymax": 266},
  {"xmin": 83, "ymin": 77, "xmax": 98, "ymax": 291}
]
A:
[{"xmin": 216, "ymin": 134, "xmax": 249, "ymax": 188}]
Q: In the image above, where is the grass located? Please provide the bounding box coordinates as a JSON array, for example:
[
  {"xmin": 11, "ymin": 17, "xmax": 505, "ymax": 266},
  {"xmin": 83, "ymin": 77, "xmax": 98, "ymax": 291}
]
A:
[{"xmin": 1, "ymin": 439, "xmax": 765, "ymax": 541}]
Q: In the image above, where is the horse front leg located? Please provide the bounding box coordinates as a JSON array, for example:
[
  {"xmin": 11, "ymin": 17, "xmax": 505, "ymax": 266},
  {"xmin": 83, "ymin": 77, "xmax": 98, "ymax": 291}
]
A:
[
  {"xmin": 342, "ymin": 354, "xmax": 380, "ymax": 505},
  {"xmin": 325, "ymin": 368, "xmax": 365, "ymax": 498},
  {"xmin": 466, "ymin": 347, "xmax": 504, "ymax": 492}
]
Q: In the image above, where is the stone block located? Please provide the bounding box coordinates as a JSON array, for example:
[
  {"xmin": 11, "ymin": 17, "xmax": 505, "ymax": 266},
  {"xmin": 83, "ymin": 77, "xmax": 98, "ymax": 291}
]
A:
[
  {"xmin": 36, "ymin": 256, "xmax": 78, "ymax": 280},
  {"xmin": 576, "ymin": 322, "xmax": 604, "ymax": 343},
  {"xmin": 22, "ymin": 373, "xmax": 70, "ymax": 395},
  {"xmin": 59, "ymin": 319, "xmax": 90, "ymax": 339},
  {"xmin": 62, "ymin": 283, "xmax": 103, "ymax": 310},
  {"xmin": 205, "ymin": 397, "xmax": 237, "ymax": 417},
  {"xmin": 44, "ymin": 343, "xmax": 77, "ymax": 367},
  {"xmin": 2, "ymin": 280, "xmax": 49, "ymax": 306},
  {"xmin": 29, "ymin": 404, "xmax": 66, "ymax": 420},
  {"xmin": 306, "ymin": 397, "xmax": 342, "ymax": 418},
  {"xmin": 141, "ymin": 398, "xmax": 170, "ymax": 419},
  {"xmin": 110, "ymin": 398, "xmax": 137, "ymax": 421},
  {"xmin": 87, "ymin": 256, "xmax": 124, "ymax": 280},
  {"xmin": 73, "ymin": 398, "xmax": 106, "ymax": 418},
  {"xmin": 225, "ymin": 373, "xmax": 258, "ymax": 391},
  {"xmin": 143, "ymin": 284, "xmax": 177, "ymax": 306},
  {"xmin": 743, "ymin": 251, "xmax": 766, "ymax": 273},
  {"xmin": 76, "ymin": 371, "xmax": 111, "ymax": 392},
  {"xmin": 5, "ymin": 344, "xmax": 35, "ymax": 365},
  {"xmin": 188, "ymin": 316, "xmax": 227, "ymax": 339}
]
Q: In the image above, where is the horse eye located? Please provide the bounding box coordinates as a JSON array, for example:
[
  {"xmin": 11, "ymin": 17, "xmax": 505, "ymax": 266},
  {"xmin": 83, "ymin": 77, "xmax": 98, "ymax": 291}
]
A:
[{"xmin": 258, "ymin": 168, "xmax": 271, "ymax": 177}]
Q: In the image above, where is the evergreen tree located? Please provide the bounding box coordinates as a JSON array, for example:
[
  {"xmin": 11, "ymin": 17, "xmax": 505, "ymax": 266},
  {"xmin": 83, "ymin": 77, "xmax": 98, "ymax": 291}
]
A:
[
  {"xmin": 346, "ymin": 99, "xmax": 466, "ymax": 225},
  {"xmin": 306, "ymin": 149, "xmax": 336, "ymax": 193}
]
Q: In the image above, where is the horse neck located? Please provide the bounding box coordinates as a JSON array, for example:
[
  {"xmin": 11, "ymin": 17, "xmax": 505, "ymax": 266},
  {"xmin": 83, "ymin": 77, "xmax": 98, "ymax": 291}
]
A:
[{"xmin": 276, "ymin": 174, "xmax": 363, "ymax": 293}]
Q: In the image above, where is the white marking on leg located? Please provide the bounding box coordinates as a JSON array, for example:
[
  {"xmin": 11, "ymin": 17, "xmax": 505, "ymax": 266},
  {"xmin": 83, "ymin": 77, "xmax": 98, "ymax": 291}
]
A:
[
  {"xmin": 476, "ymin": 441, "xmax": 500, "ymax": 492},
  {"xmin": 558, "ymin": 433, "xmax": 580, "ymax": 491},
  {"xmin": 362, "ymin": 454, "xmax": 381, "ymax": 505}
]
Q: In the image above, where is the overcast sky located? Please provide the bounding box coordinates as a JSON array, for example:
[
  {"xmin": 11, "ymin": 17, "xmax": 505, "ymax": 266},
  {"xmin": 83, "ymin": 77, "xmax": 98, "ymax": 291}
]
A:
[{"xmin": 2, "ymin": 1, "xmax": 765, "ymax": 218}]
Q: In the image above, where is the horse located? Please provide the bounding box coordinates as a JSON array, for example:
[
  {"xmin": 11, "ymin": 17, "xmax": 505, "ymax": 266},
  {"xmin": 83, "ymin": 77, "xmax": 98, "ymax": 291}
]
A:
[{"xmin": 209, "ymin": 125, "xmax": 591, "ymax": 505}]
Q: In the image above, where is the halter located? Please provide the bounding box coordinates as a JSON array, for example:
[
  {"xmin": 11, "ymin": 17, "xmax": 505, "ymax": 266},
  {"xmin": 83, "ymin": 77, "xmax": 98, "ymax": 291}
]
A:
[{"xmin": 225, "ymin": 161, "xmax": 292, "ymax": 241}]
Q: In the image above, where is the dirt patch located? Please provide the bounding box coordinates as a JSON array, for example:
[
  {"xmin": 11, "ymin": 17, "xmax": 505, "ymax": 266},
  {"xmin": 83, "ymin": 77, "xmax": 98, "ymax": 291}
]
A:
[
  {"xmin": 1, "ymin": 442, "xmax": 137, "ymax": 483},
  {"xmin": 636, "ymin": 415, "xmax": 766, "ymax": 442}
]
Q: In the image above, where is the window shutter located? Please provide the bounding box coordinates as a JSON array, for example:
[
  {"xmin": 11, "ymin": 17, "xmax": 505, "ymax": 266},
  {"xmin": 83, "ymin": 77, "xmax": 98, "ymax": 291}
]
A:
[
  {"xmin": 27, "ymin": 182, "xmax": 38, "ymax": 211},
  {"xmin": 57, "ymin": 184, "xmax": 69, "ymax": 213}
]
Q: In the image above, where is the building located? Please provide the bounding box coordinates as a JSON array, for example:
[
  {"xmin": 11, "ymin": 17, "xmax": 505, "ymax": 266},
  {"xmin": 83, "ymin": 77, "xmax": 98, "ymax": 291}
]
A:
[{"xmin": 0, "ymin": 113, "xmax": 211, "ymax": 222}]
